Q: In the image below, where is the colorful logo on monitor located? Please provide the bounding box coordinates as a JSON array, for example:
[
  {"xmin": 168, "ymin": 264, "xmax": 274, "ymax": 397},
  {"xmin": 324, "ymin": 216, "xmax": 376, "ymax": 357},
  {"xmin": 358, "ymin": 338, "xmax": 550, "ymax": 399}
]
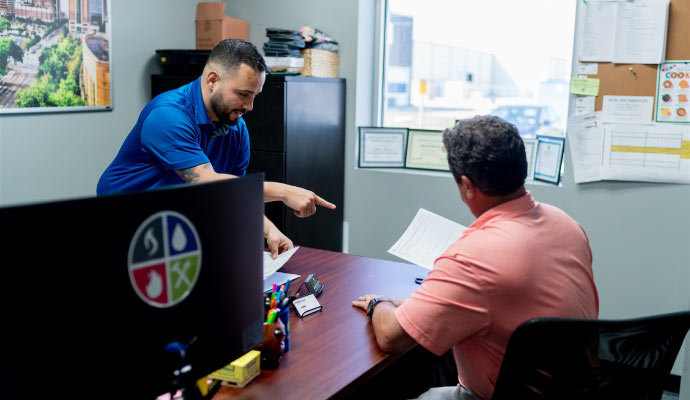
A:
[{"xmin": 128, "ymin": 211, "xmax": 202, "ymax": 308}]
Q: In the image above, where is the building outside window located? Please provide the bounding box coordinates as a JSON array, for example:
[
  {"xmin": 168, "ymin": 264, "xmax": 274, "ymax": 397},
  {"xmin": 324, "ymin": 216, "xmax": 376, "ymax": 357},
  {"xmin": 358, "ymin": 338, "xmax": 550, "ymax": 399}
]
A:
[{"xmin": 381, "ymin": 0, "xmax": 576, "ymax": 138}]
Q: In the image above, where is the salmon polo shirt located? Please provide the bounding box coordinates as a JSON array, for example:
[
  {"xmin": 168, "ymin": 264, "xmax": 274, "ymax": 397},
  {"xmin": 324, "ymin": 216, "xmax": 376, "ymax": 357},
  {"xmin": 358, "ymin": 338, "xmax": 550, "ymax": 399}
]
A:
[{"xmin": 395, "ymin": 191, "xmax": 599, "ymax": 400}]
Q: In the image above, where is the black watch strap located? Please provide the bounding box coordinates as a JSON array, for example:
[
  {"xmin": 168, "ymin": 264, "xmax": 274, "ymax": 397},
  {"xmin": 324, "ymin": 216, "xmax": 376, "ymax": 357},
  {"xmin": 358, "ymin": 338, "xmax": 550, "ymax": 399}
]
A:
[{"xmin": 367, "ymin": 297, "xmax": 393, "ymax": 320}]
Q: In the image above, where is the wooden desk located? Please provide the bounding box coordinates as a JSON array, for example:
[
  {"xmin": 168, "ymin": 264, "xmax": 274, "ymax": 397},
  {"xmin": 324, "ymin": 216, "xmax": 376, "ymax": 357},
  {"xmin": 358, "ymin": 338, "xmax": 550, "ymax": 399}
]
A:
[{"xmin": 214, "ymin": 247, "xmax": 428, "ymax": 400}]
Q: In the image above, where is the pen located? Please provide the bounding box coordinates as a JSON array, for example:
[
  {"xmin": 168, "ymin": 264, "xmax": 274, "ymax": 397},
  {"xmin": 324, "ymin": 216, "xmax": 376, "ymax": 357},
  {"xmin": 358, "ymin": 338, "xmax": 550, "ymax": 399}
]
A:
[{"xmin": 285, "ymin": 279, "xmax": 291, "ymax": 294}]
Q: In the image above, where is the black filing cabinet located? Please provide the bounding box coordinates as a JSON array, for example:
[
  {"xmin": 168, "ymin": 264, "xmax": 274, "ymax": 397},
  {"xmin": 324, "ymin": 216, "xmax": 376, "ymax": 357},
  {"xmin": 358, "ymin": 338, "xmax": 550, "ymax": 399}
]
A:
[{"xmin": 243, "ymin": 76, "xmax": 345, "ymax": 252}]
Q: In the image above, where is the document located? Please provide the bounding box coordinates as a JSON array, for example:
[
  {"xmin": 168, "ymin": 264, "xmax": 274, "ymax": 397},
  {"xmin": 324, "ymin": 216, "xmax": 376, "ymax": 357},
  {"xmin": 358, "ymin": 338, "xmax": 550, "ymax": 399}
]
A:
[
  {"xmin": 362, "ymin": 133, "xmax": 405, "ymax": 163},
  {"xmin": 263, "ymin": 246, "xmax": 300, "ymax": 279},
  {"xmin": 523, "ymin": 138, "xmax": 538, "ymax": 182},
  {"xmin": 567, "ymin": 113, "xmax": 605, "ymax": 183},
  {"xmin": 534, "ymin": 137, "xmax": 565, "ymax": 183},
  {"xmin": 570, "ymin": 78, "xmax": 600, "ymax": 96},
  {"xmin": 601, "ymin": 123, "xmax": 690, "ymax": 183},
  {"xmin": 263, "ymin": 271, "xmax": 300, "ymax": 293},
  {"xmin": 577, "ymin": 63, "xmax": 599, "ymax": 76},
  {"xmin": 580, "ymin": 0, "xmax": 618, "ymax": 62},
  {"xmin": 655, "ymin": 61, "xmax": 690, "ymax": 124},
  {"xmin": 602, "ymin": 96, "xmax": 654, "ymax": 124},
  {"xmin": 405, "ymin": 130, "xmax": 449, "ymax": 171},
  {"xmin": 612, "ymin": 0, "xmax": 669, "ymax": 64},
  {"xmin": 388, "ymin": 208, "xmax": 467, "ymax": 270},
  {"xmin": 575, "ymin": 95, "xmax": 596, "ymax": 116}
]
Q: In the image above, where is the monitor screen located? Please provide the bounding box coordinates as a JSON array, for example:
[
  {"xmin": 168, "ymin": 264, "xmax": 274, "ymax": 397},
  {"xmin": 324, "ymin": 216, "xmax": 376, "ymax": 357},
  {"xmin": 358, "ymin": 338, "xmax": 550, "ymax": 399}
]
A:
[{"xmin": 0, "ymin": 175, "xmax": 265, "ymax": 399}]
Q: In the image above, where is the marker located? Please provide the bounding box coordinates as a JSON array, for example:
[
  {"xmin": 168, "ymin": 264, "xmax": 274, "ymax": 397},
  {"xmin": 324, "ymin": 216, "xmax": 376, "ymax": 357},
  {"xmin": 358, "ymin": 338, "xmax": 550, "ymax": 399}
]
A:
[
  {"xmin": 267, "ymin": 309, "xmax": 278, "ymax": 323},
  {"xmin": 273, "ymin": 283, "xmax": 277, "ymax": 293},
  {"xmin": 285, "ymin": 279, "xmax": 291, "ymax": 294}
]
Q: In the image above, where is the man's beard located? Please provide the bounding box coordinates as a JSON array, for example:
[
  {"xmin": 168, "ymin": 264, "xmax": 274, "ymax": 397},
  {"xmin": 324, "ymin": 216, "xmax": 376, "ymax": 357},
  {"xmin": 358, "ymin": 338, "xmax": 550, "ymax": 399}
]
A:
[{"xmin": 210, "ymin": 92, "xmax": 240, "ymax": 126}]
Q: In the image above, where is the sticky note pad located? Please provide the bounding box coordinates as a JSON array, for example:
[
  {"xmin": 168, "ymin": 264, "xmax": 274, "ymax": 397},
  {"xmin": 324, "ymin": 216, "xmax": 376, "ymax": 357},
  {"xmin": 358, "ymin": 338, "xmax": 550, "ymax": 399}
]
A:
[
  {"xmin": 570, "ymin": 78, "xmax": 600, "ymax": 96},
  {"xmin": 209, "ymin": 350, "xmax": 261, "ymax": 388}
]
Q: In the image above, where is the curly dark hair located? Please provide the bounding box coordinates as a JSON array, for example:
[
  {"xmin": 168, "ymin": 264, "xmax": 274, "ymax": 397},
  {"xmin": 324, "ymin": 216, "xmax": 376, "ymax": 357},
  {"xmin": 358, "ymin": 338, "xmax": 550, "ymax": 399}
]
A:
[
  {"xmin": 442, "ymin": 115, "xmax": 527, "ymax": 196},
  {"xmin": 206, "ymin": 38, "xmax": 267, "ymax": 75}
]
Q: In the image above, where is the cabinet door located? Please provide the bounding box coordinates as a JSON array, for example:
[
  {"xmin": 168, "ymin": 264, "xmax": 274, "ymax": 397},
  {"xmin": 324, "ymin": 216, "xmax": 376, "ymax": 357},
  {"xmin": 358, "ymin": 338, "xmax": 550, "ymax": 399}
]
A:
[
  {"xmin": 247, "ymin": 150, "xmax": 286, "ymax": 233},
  {"xmin": 243, "ymin": 81, "xmax": 286, "ymax": 152}
]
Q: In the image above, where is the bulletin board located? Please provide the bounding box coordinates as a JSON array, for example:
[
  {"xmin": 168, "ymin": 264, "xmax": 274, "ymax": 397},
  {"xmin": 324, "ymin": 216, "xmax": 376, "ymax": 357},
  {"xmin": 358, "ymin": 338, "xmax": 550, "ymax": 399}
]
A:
[{"xmin": 587, "ymin": 0, "xmax": 690, "ymax": 113}]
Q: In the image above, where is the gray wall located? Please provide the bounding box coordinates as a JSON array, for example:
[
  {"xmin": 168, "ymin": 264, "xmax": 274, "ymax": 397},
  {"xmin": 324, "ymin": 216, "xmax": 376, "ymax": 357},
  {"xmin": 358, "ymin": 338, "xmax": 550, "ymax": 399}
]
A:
[{"xmin": 0, "ymin": 0, "xmax": 199, "ymax": 206}]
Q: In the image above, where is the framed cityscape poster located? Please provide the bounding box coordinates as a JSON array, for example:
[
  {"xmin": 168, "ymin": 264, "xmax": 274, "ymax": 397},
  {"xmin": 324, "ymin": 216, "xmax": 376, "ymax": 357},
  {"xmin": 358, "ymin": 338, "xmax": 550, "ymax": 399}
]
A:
[{"xmin": 0, "ymin": 0, "xmax": 112, "ymax": 114}]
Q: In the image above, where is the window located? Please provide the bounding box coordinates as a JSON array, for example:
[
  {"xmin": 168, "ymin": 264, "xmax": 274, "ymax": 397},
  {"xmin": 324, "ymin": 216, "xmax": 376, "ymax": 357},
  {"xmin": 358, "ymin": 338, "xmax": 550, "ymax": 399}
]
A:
[{"xmin": 381, "ymin": 0, "xmax": 575, "ymax": 137}]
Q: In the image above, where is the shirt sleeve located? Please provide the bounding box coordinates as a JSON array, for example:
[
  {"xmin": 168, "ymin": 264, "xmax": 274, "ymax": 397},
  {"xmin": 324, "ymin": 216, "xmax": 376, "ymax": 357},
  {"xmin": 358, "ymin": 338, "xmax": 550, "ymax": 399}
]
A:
[
  {"xmin": 141, "ymin": 107, "xmax": 209, "ymax": 171},
  {"xmin": 395, "ymin": 256, "xmax": 490, "ymax": 355},
  {"xmin": 229, "ymin": 120, "xmax": 250, "ymax": 176}
]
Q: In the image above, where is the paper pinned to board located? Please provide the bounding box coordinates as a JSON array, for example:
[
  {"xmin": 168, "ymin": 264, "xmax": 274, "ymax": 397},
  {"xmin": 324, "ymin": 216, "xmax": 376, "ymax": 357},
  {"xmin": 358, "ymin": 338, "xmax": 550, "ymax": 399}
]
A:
[
  {"xmin": 263, "ymin": 246, "xmax": 300, "ymax": 279},
  {"xmin": 388, "ymin": 208, "xmax": 467, "ymax": 270},
  {"xmin": 567, "ymin": 112, "xmax": 605, "ymax": 183}
]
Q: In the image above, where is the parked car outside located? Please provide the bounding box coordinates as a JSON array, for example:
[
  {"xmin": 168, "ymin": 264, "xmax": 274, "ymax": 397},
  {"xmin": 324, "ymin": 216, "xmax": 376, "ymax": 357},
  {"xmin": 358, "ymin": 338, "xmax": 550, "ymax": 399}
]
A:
[{"xmin": 491, "ymin": 105, "xmax": 563, "ymax": 137}]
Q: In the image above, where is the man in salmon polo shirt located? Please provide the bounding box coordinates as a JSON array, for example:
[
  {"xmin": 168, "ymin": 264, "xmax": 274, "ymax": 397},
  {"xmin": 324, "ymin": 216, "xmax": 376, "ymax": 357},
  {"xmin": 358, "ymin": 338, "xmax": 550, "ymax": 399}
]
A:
[{"xmin": 353, "ymin": 115, "xmax": 599, "ymax": 400}]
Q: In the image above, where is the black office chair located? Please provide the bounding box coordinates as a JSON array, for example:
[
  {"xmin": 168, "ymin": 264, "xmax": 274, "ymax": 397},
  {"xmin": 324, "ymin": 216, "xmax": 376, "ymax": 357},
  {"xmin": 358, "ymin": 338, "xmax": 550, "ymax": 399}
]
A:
[{"xmin": 491, "ymin": 311, "xmax": 690, "ymax": 400}]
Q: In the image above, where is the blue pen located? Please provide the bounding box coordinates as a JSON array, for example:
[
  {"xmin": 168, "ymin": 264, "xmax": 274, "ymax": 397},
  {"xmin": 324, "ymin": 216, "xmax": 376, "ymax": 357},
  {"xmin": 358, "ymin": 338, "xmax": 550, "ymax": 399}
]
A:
[{"xmin": 285, "ymin": 279, "xmax": 291, "ymax": 294}]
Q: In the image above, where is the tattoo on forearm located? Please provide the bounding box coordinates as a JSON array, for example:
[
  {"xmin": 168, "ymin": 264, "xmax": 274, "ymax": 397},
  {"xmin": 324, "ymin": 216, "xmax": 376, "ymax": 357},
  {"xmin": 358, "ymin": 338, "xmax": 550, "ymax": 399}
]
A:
[{"xmin": 176, "ymin": 163, "xmax": 213, "ymax": 183}]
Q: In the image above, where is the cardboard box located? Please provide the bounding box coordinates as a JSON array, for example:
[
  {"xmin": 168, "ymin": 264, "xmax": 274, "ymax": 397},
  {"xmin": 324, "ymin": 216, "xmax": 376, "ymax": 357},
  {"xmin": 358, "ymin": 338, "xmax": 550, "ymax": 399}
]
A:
[{"xmin": 196, "ymin": 2, "xmax": 248, "ymax": 50}]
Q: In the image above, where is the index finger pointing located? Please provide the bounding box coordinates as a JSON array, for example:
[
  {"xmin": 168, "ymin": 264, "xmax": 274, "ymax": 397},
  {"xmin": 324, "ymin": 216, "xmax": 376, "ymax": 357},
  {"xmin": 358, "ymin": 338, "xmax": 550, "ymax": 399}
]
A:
[{"xmin": 315, "ymin": 195, "xmax": 336, "ymax": 209}]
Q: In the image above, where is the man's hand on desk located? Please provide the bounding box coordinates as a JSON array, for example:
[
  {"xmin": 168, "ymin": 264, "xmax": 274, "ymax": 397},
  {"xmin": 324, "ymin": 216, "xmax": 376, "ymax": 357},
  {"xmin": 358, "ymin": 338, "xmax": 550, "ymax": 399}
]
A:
[
  {"xmin": 353, "ymin": 294, "xmax": 415, "ymax": 353},
  {"xmin": 264, "ymin": 216, "xmax": 293, "ymax": 259}
]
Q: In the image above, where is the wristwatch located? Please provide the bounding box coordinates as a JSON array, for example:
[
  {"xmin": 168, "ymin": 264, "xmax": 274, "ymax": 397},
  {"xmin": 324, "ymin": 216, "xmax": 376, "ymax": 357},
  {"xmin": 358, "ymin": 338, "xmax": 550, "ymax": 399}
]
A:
[{"xmin": 367, "ymin": 297, "xmax": 394, "ymax": 320}]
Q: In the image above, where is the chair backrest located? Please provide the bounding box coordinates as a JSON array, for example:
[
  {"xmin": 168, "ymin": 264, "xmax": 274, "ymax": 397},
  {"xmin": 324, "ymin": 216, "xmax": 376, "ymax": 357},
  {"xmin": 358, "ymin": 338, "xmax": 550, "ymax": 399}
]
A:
[{"xmin": 491, "ymin": 311, "xmax": 690, "ymax": 400}]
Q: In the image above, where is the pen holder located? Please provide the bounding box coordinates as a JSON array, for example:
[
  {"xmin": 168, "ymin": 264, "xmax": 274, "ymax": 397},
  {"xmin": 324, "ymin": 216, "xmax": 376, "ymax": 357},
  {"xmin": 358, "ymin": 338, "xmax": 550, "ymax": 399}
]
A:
[
  {"xmin": 257, "ymin": 320, "xmax": 285, "ymax": 369},
  {"xmin": 278, "ymin": 306, "xmax": 290, "ymax": 353}
]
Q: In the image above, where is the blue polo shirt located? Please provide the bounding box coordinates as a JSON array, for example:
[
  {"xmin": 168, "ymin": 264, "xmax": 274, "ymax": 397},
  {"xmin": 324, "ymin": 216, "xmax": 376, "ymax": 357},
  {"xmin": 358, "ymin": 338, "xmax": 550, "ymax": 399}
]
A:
[{"xmin": 97, "ymin": 77, "xmax": 250, "ymax": 195}]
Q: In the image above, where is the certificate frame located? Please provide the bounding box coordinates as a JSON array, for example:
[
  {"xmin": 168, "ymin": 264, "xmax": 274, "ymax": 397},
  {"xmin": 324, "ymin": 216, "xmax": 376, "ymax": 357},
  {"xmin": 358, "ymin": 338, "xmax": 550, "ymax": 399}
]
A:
[
  {"xmin": 358, "ymin": 127, "xmax": 408, "ymax": 168},
  {"xmin": 534, "ymin": 135, "xmax": 565, "ymax": 185},
  {"xmin": 522, "ymin": 138, "xmax": 538, "ymax": 182},
  {"xmin": 405, "ymin": 129, "xmax": 450, "ymax": 171}
]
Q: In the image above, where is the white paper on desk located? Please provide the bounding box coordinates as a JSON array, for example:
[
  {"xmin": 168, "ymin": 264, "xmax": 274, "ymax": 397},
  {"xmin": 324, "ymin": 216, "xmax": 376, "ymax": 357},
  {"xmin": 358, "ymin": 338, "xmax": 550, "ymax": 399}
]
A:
[
  {"xmin": 612, "ymin": 0, "xmax": 669, "ymax": 64},
  {"xmin": 602, "ymin": 95, "xmax": 654, "ymax": 124},
  {"xmin": 263, "ymin": 246, "xmax": 300, "ymax": 279},
  {"xmin": 580, "ymin": 1, "xmax": 618, "ymax": 62},
  {"xmin": 388, "ymin": 208, "xmax": 467, "ymax": 270},
  {"xmin": 567, "ymin": 113, "xmax": 605, "ymax": 183}
]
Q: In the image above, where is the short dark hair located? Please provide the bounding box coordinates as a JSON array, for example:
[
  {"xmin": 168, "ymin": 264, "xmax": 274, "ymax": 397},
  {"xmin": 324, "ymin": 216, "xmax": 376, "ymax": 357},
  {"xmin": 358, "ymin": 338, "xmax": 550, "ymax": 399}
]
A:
[
  {"xmin": 206, "ymin": 38, "xmax": 267, "ymax": 75},
  {"xmin": 442, "ymin": 115, "xmax": 527, "ymax": 196}
]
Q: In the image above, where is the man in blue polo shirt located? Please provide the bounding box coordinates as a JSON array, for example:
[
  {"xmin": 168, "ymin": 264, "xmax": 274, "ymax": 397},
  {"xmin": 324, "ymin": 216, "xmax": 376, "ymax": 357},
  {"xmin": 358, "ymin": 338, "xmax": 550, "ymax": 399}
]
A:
[{"xmin": 98, "ymin": 39, "xmax": 335, "ymax": 258}]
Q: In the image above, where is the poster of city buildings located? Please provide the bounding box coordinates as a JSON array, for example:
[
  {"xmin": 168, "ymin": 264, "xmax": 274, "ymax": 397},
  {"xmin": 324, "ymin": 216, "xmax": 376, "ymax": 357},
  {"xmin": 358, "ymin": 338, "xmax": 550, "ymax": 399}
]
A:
[{"xmin": 0, "ymin": 0, "xmax": 111, "ymax": 113}]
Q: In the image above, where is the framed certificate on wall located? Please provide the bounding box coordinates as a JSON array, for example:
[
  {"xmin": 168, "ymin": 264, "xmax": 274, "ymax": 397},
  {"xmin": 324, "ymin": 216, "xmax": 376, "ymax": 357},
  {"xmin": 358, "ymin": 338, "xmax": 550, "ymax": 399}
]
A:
[
  {"xmin": 358, "ymin": 127, "xmax": 408, "ymax": 168},
  {"xmin": 405, "ymin": 129, "xmax": 449, "ymax": 171},
  {"xmin": 523, "ymin": 138, "xmax": 538, "ymax": 182},
  {"xmin": 534, "ymin": 135, "xmax": 566, "ymax": 184}
]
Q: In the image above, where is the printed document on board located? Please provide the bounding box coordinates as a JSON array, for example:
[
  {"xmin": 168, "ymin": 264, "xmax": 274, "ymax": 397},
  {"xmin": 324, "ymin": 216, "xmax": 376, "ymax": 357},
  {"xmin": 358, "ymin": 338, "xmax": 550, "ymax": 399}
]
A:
[
  {"xmin": 566, "ymin": 112, "xmax": 605, "ymax": 183},
  {"xmin": 612, "ymin": 0, "xmax": 669, "ymax": 64},
  {"xmin": 579, "ymin": 1, "xmax": 618, "ymax": 62},
  {"xmin": 388, "ymin": 208, "xmax": 467, "ymax": 270}
]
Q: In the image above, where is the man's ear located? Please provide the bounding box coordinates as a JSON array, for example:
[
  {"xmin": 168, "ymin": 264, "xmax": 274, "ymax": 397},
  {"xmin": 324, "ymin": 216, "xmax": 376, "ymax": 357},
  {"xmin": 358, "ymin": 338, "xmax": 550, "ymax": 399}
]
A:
[
  {"xmin": 206, "ymin": 70, "xmax": 220, "ymax": 90},
  {"xmin": 460, "ymin": 175, "xmax": 476, "ymax": 200}
]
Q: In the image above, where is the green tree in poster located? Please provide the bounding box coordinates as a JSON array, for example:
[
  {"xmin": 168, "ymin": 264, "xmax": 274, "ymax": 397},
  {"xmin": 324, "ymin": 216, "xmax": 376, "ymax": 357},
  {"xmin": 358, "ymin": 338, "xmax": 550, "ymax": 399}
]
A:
[
  {"xmin": 0, "ymin": 18, "xmax": 10, "ymax": 32},
  {"xmin": 15, "ymin": 34, "xmax": 83, "ymax": 108},
  {"xmin": 0, "ymin": 38, "xmax": 24, "ymax": 76},
  {"xmin": 14, "ymin": 77, "xmax": 50, "ymax": 108}
]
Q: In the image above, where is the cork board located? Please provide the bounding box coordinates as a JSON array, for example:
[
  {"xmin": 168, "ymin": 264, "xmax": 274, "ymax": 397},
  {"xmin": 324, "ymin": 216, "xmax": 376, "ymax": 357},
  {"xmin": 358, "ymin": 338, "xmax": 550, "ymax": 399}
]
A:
[{"xmin": 586, "ymin": 0, "xmax": 690, "ymax": 113}]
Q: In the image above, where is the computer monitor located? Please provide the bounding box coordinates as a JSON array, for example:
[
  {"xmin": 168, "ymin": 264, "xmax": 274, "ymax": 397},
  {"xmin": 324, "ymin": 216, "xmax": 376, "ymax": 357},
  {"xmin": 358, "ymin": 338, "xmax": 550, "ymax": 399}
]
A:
[{"xmin": 0, "ymin": 175, "xmax": 265, "ymax": 399}]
